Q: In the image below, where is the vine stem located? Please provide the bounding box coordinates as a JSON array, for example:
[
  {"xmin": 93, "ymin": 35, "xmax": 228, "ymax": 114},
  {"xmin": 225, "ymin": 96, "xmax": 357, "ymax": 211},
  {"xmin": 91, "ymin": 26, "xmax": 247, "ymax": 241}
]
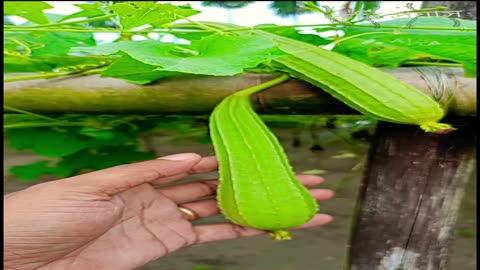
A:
[
  {"xmin": 4, "ymin": 37, "xmax": 32, "ymax": 54},
  {"xmin": 4, "ymin": 105, "xmax": 65, "ymax": 122},
  {"xmin": 236, "ymin": 73, "xmax": 290, "ymax": 96},
  {"xmin": 3, "ymin": 71, "xmax": 105, "ymax": 83},
  {"xmin": 174, "ymin": 14, "xmax": 226, "ymax": 35},
  {"xmin": 402, "ymin": 61, "xmax": 463, "ymax": 67},
  {"xmin": 4, "ymin": 14, "xmax": 117, "ymax": 29},
  {"xmin": 4, "ymin": 23, "xmax": 475, "ymax": 34},
  {"xmin": 4, "ymin": 73, "xmax": 76, "ymax": 82},
  {"xmin": 4, "ymin": 106, "xmax": 90, "ymax": 129},
  {"xmin": 349, "ymin": 6, "xmax": 449, "ymax": 24},
  {"xmin": 332, "ymin": 31, "xmax": 395, "ymax": 45},
  {"xmin": 4, "ymin": 64, "xmax": 108, "ymax": 83},
  {"xmin": 4, "ymin": 122, "xmax": 86, "ymax": 129}
]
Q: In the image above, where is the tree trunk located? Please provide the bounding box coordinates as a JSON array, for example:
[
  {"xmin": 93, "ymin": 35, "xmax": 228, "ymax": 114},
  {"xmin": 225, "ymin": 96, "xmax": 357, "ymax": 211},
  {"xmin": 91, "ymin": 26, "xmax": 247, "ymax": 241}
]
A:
[{"xmin": 421, "ymin": 1, "xmax": 477, "ymax": 20}]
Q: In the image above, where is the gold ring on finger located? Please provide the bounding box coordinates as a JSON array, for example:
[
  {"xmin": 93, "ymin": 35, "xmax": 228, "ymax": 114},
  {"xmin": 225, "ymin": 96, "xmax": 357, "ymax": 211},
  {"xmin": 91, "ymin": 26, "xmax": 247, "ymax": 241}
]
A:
[{"xmin": 178, "ymin": 206, "xmax": 199, "ymax": 221}]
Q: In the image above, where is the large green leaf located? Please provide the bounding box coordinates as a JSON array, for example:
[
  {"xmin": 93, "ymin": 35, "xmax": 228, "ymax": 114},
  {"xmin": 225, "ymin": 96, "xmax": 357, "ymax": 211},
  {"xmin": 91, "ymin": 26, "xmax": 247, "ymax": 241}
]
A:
[
  {"xmin": 8, "ymin": 146, "xmax": 155, "ymax": 180},
  {"xmin": 170, "ymin": 31, "xmax": 215, "ymax": 41},
  {"xmin": 72, "ymin": 35, "xmax": 285, "ymax": 76},
  {"xmin": 333, "ymin": 17, "xmax": 477, "ymax": 77},
  {"xmin": 33, "ymin": 32, "xmax": 97, "ymax": 57},
  {"xmin": 4, "ymin": 56, "xmax": 54, "ymax": 73},
  {"xmin": 4, "ymin": 55, "xmax": 113, "ymax": 73},
  {"xmin": 9, "ymin": 160, "xmax": 55, "ymax": 181},
  {"xmin": 255, "ymin": 24, "xmax": 332, "ymax": 46},
  {"xmin": 351, "ymin": 1, "xmax": 381, "ymax": 20},
  {"xmin": 109, "ymin": 2, "xmax": 200, "ymax": 29},
  {"xmin": 4, "ymin": 114, "xmax": 164, "ymax": 180},
  {"xmin": 4, "ymin": 30, "xmax": 101, "ymax": 73},
  {"xmin": 58, "ymin": 2, "xmax": 106, "ymax": 22},
  {"xmin": 7, "ymin": 128, "xmax": 90, "ymax": 157},
  {"xmin": 5, "ymin": 32, "xmax": 96, "ymax": 57},
  {"xmin": 4, "ymin": 1, "xmax": 53, "ymax": 24},
  {"xmin": 51, "ymin": 146, "xmax": 155, "ymax": 177},
  {"xmin": 101, "ymin": 54, "xmax": 178, "ymax": 84}
]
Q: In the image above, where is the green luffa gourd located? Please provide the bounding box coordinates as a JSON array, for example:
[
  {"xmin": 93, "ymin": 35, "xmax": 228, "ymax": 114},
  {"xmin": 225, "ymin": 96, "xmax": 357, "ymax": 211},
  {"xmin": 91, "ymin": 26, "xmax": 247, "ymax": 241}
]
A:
[
  {"xmin": 209, "ymin": 74, "xmax": 319, "ymax": 240},
  {"xmin": 204, "ymin": 22, "xmax": 454, "ymax": 134},
  {"xmin": 208, "ymin": 22, "xmax": 455, "ymax": 241}
]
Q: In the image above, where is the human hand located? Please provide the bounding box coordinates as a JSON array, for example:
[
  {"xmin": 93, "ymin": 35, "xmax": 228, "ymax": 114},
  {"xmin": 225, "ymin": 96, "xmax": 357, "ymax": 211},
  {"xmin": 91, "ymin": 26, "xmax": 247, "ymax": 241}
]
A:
[{"xmin": 4, "ymin": 153, "xmax": 334, "ymax": 270}]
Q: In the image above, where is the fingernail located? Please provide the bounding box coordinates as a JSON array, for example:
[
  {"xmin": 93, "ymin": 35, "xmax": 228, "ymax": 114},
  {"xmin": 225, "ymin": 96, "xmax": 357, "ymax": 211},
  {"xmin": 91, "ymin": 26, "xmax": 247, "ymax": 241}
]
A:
[{"xmin": 158, "ymin": 153, "xmax": 199, "ymax": 161}]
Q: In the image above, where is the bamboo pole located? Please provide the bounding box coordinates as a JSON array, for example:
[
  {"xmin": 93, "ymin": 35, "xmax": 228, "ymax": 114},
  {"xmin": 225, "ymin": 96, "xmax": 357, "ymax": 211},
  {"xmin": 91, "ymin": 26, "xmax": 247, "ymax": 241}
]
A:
[{"xmin": 4, "ymin": 67, "xmax": 476, "ymax": 115}]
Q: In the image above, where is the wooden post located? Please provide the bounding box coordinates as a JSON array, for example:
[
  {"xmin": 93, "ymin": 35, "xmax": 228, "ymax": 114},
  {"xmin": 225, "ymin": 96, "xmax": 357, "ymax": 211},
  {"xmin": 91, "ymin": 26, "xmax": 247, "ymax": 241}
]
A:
[{"xmin": 347, "ymin": 118, "xmax": 476, "ymax": 270}]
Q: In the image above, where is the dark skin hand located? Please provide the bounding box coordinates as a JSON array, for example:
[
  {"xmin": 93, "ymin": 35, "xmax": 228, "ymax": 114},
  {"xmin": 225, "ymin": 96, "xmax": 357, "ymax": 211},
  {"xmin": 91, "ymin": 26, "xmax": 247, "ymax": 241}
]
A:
[{"xmin": 4, "ymin": 153, "xmax": 334, "ymax": 270}]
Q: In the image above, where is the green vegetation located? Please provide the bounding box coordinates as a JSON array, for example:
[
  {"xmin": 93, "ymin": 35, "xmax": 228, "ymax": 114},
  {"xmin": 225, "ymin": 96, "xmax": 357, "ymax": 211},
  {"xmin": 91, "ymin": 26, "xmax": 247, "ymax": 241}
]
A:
[{"xmin": 3, "ymin": 1, "xmax": 476, "ymax": 181}]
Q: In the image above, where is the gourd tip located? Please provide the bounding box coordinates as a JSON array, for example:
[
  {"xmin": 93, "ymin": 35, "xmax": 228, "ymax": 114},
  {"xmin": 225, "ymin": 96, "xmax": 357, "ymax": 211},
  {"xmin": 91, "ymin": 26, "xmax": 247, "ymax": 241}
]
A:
[
  {"xmin": 269, "ymin": 229, "xmax": 292, "ymax": 240},
  {"xmin": 420, "ymin": 122, "xmax": 457, "ymax": 134}
]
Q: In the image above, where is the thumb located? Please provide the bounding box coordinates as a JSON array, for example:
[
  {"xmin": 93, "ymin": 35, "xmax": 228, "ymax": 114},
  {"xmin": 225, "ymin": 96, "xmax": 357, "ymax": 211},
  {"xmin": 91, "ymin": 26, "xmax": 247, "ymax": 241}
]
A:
[{"xmin": 65, "ymin": 153, "xmax": 202, "ymax": 195}]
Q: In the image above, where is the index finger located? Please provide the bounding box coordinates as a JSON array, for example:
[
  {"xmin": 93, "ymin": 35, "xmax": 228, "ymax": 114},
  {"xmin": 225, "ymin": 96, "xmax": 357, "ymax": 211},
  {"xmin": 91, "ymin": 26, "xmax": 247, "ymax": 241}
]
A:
[
  {"xmin": 64, "ymin": 153, "xmax": 203, "ymax": 195},
  {"xmin": 149, "ymin": 155, "xmax": 218, "ymax": 185},
  {"xmin": 189, "ymin": 155, "xmax": 219, "ymax": 174}
]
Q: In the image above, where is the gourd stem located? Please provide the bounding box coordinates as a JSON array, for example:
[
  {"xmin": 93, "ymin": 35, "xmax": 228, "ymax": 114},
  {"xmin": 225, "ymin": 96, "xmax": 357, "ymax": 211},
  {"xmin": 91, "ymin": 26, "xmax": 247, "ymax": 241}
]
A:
[
  {"xmin": 269, "ymin": 229, "xmax": 293, "ymax": 240},
  {"xmin": 235, "ymin": 73, "xmax": 290, "ymax": 97},
  {"xmin": 420, "ymin": 122, "xmax": 456, "ymax": 134}
]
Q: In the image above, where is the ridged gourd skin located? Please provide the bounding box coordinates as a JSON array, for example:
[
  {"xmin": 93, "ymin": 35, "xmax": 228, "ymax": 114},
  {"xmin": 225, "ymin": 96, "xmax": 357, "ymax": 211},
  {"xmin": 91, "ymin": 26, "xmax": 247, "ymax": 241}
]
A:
[
  {"xmin": 202, "ymin": 22, "xmax": 454, "ymax": 133},
  {"xmin": 209, "ymin": 91, "xmax": 319, "ymax": 240},
  {"xmin": 264, "ymin": 33, "xmax": 445, "ymax": 125}
]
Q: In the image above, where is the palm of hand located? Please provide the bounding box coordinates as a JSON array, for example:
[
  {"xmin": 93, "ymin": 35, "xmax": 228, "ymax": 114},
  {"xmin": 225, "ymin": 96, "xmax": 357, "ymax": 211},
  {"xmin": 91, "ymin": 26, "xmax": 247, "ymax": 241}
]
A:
[
  {"xmin": 4, "ymin": 154, "xmax": 334, "ymax": 270},
  {"xmin": 5, "ymin": 182, "xmax": 197, "ymax": 270}
]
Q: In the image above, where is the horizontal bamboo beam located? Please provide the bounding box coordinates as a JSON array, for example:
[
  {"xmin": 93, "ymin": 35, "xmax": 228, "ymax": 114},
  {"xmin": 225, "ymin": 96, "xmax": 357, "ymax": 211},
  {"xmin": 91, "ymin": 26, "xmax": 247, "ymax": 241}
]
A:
[{"xmin": 4, "ymin": 67, "xmax": 476, "ymax": 116}]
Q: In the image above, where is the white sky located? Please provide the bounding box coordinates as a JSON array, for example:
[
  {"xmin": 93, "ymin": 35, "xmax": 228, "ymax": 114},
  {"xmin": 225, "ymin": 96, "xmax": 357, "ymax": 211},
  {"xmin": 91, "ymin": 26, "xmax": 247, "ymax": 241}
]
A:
[
  {"xmin": 42, "ymin": 1, "xmax": 424, "ymax": 25},
  {"xmin": 13, "ymin": 1, "xmax": 424, "ymax": 44}
]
